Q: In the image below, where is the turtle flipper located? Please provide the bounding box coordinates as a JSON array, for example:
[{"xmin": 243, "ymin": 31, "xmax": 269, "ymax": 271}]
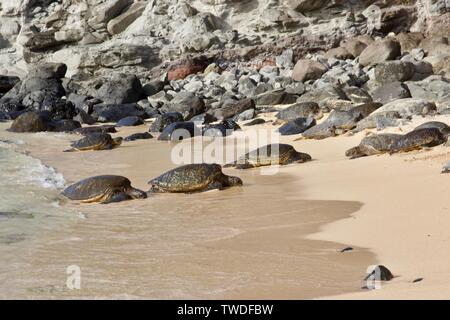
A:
[
  {"xmin": 101, "ymin": 192, "xmax": 131, "ymax": 204},
  {"xmin": 204, "ymin": 181, "xmax": 224, "ymax": 192},
  {"xmin": 63, "ymin": 148, "xmax": 77, "ymax": 153},
  {"xmin": 234, "ymin": 163, "xmax": 254, "ymax": 169}
]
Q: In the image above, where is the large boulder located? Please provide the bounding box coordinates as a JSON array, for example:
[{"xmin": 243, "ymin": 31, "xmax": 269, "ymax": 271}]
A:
[
  {"xmin": 278, "ymin": 117, "xmax": 316, "ymax": 136},
  {"xmin": 150, "ymin": 112, "xmax": 184, "ymax": 132},
  {"xmin": 95, "ymin": 74, "xmax": 145, "ymax": 105},
  {"xmin": 359, "ymin": 38, "xmax": 401, "ymax": 67},
  {"xmin": 9, "ymin": 111, "xmax": 48, "ymax": 133},
  {"xmin": 292, "ymin": 60, "xmax": 328, "ymax": 82},
  {"xmin": 370, "ymin": 98, "xmax": 436, "ymax": 117},
  {"xmin": 374, "ymin": 61, "xmax": 415, "ymax": 84},
  {"xmin": 92, "ymin": 103, "xmax": 147, "ymax": 122},
  {"xmin": 168, "ymin": 56, "xmax": 210, "ymax": 81},
  {"xmin": 107, "ymin": 2, "xmax": 147, "ymax": 35},
  {"xmin": 287, "ymin": 0, "xmax": 329, "ymax": 12},
  {"xmin": 405, "ymin": 76, "xmax": 450, "ymax": 107},
  {"xmin": 372, "ymin": 82, "xmax": 412, "ymax": 104},
  {"xmin": 209, "ymin": 98, "xmax": 255, "ymax": 120},
  {"xmin": 160, "ymin": 92, "xmax": 205, "ymax": 120},
  {"xmin": 0, "ymin": 75, "xmax": 20, "ymax": 94}
]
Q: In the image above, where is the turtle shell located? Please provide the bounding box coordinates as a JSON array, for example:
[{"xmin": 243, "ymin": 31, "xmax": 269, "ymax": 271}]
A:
[
  {"xmin": 242, "ymin": 144, "xmax": 296, "ymax": 165},
  {"xmin": 71, "ymin": 133, "xmax": 113, "ymax": 150},
  {"xmin": 63, "ymin": 175, "xmax": 131, "ymax": 201},
  {"xmin": 149, "ymin": 164, "xmax": 223, "ymax": 192}
]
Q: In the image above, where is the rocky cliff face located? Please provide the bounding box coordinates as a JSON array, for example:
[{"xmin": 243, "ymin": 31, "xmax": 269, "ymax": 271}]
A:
[{"xmin": 0, "ymin": 0, "xmax": 448, "ymax": 78}]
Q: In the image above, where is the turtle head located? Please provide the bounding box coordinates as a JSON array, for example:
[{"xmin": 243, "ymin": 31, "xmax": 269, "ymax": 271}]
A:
[
  {"xmin": 126, "ymin": 187, "xmax": 147, "ymax": 199},
  {"xmin": 345, "ymin": 146, "xmax": 365, "ymax": 159},
  {"xmin": 225, "ymin": 175, "xmax": 243, "ymax": 187},
  {"xmin": 113, "ymin": 137, "xmax": 123, "ymax": 146},
  {"xmin": 290, "ymin": 150, "xmax": 312, "ymax": 163}
]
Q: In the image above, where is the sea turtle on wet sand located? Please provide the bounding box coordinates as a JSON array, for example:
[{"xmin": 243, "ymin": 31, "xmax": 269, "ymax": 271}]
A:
[
  {"xmin": 63, "ymin": 175, "xmax": 147, "ymax": 204},
  {"xmin": 414, "ymin": 121, "xmax": 450, "ymax": 138},
  {"xmin": 64, "ymin": 133, "xmax": 123, "ymax": 152},
  {"xmin": 148, "ymin": 163, "xmax": 242, "ymax": 193},
  {"xmin": 441, "ymin": 161, "xmax": 450, "ymax": 174},
  {"xmin": 224, "ymin": 143, "xmax": 312, "ymax": 169}
]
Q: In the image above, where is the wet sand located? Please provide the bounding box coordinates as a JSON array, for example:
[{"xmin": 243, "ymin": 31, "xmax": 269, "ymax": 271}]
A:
[{"xmin": 0, "ymin": 121, "xmax": 374, "ymax": 299}]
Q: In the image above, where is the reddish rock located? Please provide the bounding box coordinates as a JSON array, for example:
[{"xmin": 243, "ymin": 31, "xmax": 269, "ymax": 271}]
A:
[
  {"xmin": 167, "ymin": 57, "xmax": 210, "ymax": 81},
  {"xmin": 292, "ymin": 59, "xmax": 328, "ymax": 82}
]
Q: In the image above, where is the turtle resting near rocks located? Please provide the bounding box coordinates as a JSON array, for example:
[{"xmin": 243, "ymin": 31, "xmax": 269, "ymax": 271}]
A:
[
  {"xmin": 63, "ymin": 175, "xmax": 147, "ymax": 204},
  {"xmin": 64, "ymin": 133, "xmax": 123, "ymax": 152},
  {"xmin": 414, "ymin": 121, "xmax": 450, "ymax": 138},
  {"xmin": 148, "ymin": 163, "xmax": 242, "ymax": 193},
  {"xmin": 346, "ymin": 128, "xmax": 446, "ymax": 159},
  {"xmin": 224, "ymin": 143, "xmax": 312, "ymax": 169}
]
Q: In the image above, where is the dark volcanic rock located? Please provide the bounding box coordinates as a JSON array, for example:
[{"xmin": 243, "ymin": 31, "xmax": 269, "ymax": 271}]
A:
[
  {"xmin": 150, "ymin": 112, "xmax": 184, "ymax": 132},
  {"xmin": 74, "ymin": 125, "xmax": 117, "ymax": 136},
  {"xmin": 158, "ymin": 122, "xmax": 198, "ymax": 141},
  {"xmin": 375, "ymin": 61, "xmax": 415, "ymax": 84},
  {"xmin": 372, "ymin": 82, "xmax": 411, "ymax": 104},
  {"xmin": 210, "ymin": 98, "xmax": 255, "ymax": 120},
  {"xmin": 161, "ymin": 92, "xmax": 205, "ymax": 120},
  {"xmin": 95, "ymin": 74, "xmax": 145, "ymax": 105},
  {"xmin": 124, "ymin": 132, "xmax": 153, "ymax": 141},
  {"xmin": 190, "ymin": 113, "xmax": 217, "ymax": 125},
  {"xmin": 93, "ymin": 103, "xmax": 146, "ymax": 123},
  {"xmin": 244, "ymin": 118, "xmax": 266, "ymax": 126},
  {"xmin": 9, "ymin": 111, "xmax": 49, "ymax": 133},
  {"xmin": 116, "ymin": 116, "xmax": 144, "ymax": 127},
  {"xmin": 253, "ymin": 89, "xmax": 287, "ymax": 105},
  {"xmin": 0, "ymin": 76, "xmax": 20, "ymax": 94},
  {"xmin": 49, "ymin": 119, "xmax": 82, "ymax": 132},
  {"xmin": 278, "ymin": 117, "xmax": 316, "ymax": 135}
]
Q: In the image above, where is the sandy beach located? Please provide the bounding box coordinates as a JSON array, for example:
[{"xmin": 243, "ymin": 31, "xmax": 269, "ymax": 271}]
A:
[{"xmin": 1, "ymin": 111, "xmax": 449, "ymax": 299}]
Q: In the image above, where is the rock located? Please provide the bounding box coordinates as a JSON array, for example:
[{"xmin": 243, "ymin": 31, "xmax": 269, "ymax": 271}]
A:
[
  {"xmin": 372, "ymin": 82, "xmax": 411, "ymax": 104},
  {"xmin": 73, "ymin": 110, "xmax": 96, "ymax": 125},
  {"xmin": 150, "ymin": 112, "xmax": 184, "ymax": 132},
  {"xmin": 354, "ymin": 111, "xmax": 402, "ymax": 132},
  {"xmin": 0, "ymin": 76, "xmax": 20, "ymax": 94},
  {"xmin": 278, "ymin": 117, "xmax": 316, "ymax": 135},
  {"xmin": 285, "ymin": 82, "xmax": 306, "ymax": 95},
  {"xmin": 161, "ymin": 92, "xmax": 205, "ymax": 120},
  {"xmin": 89, "ymin": 0, "xmax": 132, "ymax": 25},
  {"xmin": 288, "ymin": 0, "xmax": 329, "ymax": 12},
  {"xmin": 396, "ymin": 32, "xmax": 424, "ymax": 54},
  {"xmin": 93, "ymin": 103, "xmax": 147, "ymax": 123},
  {"xmin": 342, "ymin": 87, "xmax": 373, "ymax": 104},
  {"xmin": 359, "ymin": 38, "xmax": 401, "ymax": 67},
  {"xmin": 124, "ymin": 132, "xmax": 153, "ymax": 142},
  {"xmin": 276, "ymin": 102, "xmax": 321, "ymax": 121},
  {"xmin": 168, "ymin": 56, "xmax": 210, "ymax": 81},
  {"xmin": 202, "ymin": 120, "xmax": 240, "ymax": 137},
  {"xmin": 276, "ymin": 49, "xmax": 294, "ymax": 69},
  {"xmin": 405, "ymin": 76, "xmax": 450, "ymax": 106},
  {"xmin": 238, "ymin": 77, "xmax": 257, "ymax": 97},
  {"xmin": 374, "ymin": 61, "xmax": 415, "ymax": 84},
  {"xmin": 341, "ymin": 38, "xmax": 369, "ymax": 58},
  {"xmin": 210, "ymin": 98, "xmax": 255, "ymax": 120},
  {"xmin": 292, "ymin": 59, "xmax": 328, "ymax": 82},
  {"xmin": 142, "ymin": 80, "xmax": 165, "ymax": 97},
  {"xmin": 364, "ymin": 265, "xmax": 394, "ymax": 282},
  {"xmin": 49, "ymin": 119, "xmax": 82, "ymax": 132},
  {"xmin": 190, "ymin": 113, "xmax": 217, "ymax": 125},
  {"xmin": 158, "ymin": 122, "xmax": 198, "ymax": 141},
  {"xmin": 297, "ymin": 85, "xmax": 348, "ymax": 107},
  {"xmin": 9, "ymin": 111, "xmax": 48, "ymax": 133},
  {"xmin": 253, "ymin": 89, "xmax": 287, "ymax": 105},
  {"xmin": 107, "ymin": 2, "xmax": 146, "ymax": 35},
  {"xmin": 233, "ymin": 109, "xmax": 256, "ymax": 122},
  {"xmin": 370, "ymin": 98, "xmax": 436, "ymax": 118},
  {"xmin": 324, "ymin": 47, "xmax": 354, "ymax": 60},
  {"xmin": 116, "ymin": 116, "xmax": 144, "ymax": 127},
  {"xmin": 74, "ymin": 125, "xmax": 117, "ymax": 136},
  {"xmin": 96, "ymin": 74, "xmax": 145, "ymax": 105},
  {"xmin": 204, "ymin": 63, "xmax": 221, "ymax": 75},
  {"xmin": 244, "ymin": 118, "xmax": 266, "ymax": 126}
]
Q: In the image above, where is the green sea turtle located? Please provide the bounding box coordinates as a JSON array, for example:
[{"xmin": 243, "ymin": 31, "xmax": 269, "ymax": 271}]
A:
[
  {"xmin": 224, "ymin": 143, "xmax": 312, "ymax": 169},
  {"xmin": 63, "ymin": 175, "xmax": 147, "ymax": 204},
  {"xmin": 64, "ymin": 133, "xmax": 123, "ymax": 152},
  {"xmin": 148, "ymin": 163, "xmax": 242, "ymax": 193},
  {"xmin": 346, "ymin": 128, "xmax": 446, "ymax": 159}
]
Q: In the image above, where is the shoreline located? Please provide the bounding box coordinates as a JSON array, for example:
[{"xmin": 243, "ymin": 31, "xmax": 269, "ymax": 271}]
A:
[
  {"xmin": 0, "ymin": 121, "xmax": 375, "ymax": 299},
  {"xmin": 2, "ymin": 113, "xmax": 449, "ymax": 299}
]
